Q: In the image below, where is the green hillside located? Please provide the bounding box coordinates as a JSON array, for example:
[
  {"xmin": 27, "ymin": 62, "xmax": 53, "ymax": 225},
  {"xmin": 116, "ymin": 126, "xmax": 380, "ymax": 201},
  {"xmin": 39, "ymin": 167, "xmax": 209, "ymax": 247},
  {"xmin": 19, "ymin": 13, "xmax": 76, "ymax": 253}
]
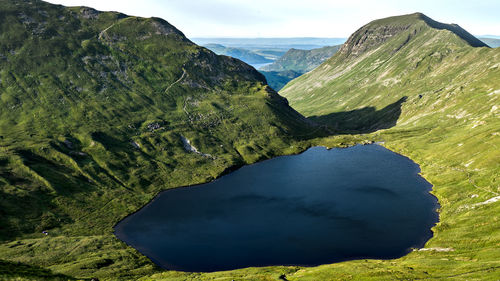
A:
[
  {"xmin": 2, "ymin": 2, "xmax": 500, "ymax": 280},
  {"xmin": 0, "ymin": 0, "xmax": 317, "ymax": 279},
  {"xmin": 280, "ymin": 12, "xmax": 500, "ymax": 279}
]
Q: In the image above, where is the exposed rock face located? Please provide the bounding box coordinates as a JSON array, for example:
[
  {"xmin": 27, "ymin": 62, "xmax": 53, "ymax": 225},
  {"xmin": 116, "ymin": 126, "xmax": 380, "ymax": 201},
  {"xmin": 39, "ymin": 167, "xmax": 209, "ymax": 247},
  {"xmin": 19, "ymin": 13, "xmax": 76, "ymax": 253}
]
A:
[
  {"xmin": 337, "ymin": 13, "xmax": 487, "ymax": 59},
  {"xmin": 180, "ymin": 136, "xmax": 213, "ymax": 158},
  {"xmin": 150, "ymin": 18, "xmax": 180, "ymax": 36},
  {"xmin": 339, "ymin": 24, "xmax": 412, "ymax": 57},
  {"xmin": 146, "ymin": 122, "xmax": 163, "ymax": 132},
  {"xmin": 79, "ymin": 7, "xmax": 100, "ymax": 19}
]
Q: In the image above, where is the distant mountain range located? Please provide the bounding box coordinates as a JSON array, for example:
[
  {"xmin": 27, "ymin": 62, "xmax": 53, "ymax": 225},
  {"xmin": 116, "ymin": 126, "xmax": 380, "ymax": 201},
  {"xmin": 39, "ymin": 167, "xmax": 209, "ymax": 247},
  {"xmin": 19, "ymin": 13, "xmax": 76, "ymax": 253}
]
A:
[
  {"xmin": 202, "ymin": 43, "xmax": 274, "ymax": 64},
  {"xmin": 191, "ymin": 37, "xmax": 346, "ymax": 50},
  {"xmin": 261, "ymin": 45, "xmax": 342, "ymax": 73},
  {"xmin": 478, "ymin": 37, "xmax": 500, "ymax": 48},
  {"xmin": 478, "ymin": 35, "xmax": 500, "ymax": 39},
  {"xmin": 199, "ymin": 39, "xmax": 346, "ymax": 91},
  {"xmin": 259, "ymin": 45, "xmax": 341, "ymax": 90},
  {"xmin": 257, "ymin": 70, "xmax": 303, "ymax": 92}
]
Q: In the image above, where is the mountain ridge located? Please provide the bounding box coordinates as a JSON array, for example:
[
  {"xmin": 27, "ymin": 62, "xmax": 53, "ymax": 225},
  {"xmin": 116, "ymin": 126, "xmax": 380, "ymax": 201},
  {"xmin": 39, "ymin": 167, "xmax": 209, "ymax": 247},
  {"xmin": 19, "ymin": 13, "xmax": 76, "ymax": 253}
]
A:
[
  {"xmin": 0, "ymin": 0, "xmax": 317, "ymax": 278},
  {"xmin": 261, "ymin": 45, "xmax": 341, "ymax": 72},
  {"xmin": 280, "ymin": 12, "xmax": 500, "ymax": 280},
  {"xmin": 1, "ymin": 4, "xmax": 499, "ymax": 280},
  {"xmin": 259, "ymin": 45, "xmax": 341, "ymax": 90},
  {"xmin": 202, "ymin": 43, "xmax": 274, "ymax": 64},
  {"xmin": 338, "ymin": 12, "xmax": 487, "ymax": 59}
]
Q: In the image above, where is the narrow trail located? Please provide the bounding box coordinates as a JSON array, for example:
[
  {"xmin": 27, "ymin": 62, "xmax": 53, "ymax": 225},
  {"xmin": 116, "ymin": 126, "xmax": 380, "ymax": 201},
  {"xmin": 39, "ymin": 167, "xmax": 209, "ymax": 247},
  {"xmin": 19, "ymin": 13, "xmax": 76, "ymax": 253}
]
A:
[
  {"xmin": 451, "ymin": 166, "xmax": 499, "ymax": 196},
  {"xmin": 98, "ymin": 23, "xmax": 117, "ymax": 40},
  {"xmin": 182, "ymin": 96, "xmax": 193, "ymax": 124},
  {"xmin": 165, "ymin": 69, "xmax": 187, "ymax": 95}
]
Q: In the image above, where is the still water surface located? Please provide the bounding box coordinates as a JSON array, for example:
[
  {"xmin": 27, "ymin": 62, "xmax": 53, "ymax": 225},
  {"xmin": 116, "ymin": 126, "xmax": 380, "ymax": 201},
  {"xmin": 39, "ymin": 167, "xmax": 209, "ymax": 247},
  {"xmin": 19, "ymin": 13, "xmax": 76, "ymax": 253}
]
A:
[{"xmin": 115, "ymin": 145, "xmax": 438, "ymax": 272}]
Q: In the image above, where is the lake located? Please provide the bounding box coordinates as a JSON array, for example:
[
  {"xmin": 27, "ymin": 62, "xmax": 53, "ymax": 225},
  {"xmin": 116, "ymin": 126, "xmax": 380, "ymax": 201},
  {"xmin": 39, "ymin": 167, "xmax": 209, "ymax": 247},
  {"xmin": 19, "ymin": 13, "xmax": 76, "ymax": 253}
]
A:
[
  {"xmin": 249, "ymin": 62, "xmax": 273, "ymax": 69},
  {"xmin": 114, "ymin": 144, "xmax": 439, "ymax": 272}
]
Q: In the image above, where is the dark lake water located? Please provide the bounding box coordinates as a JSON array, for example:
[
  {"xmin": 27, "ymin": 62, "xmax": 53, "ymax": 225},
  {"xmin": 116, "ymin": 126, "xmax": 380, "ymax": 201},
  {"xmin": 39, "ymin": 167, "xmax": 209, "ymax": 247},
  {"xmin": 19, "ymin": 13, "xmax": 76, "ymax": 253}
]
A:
[{"xmin": 114, "ymin": 144, "xmax": 438, "ymax": 272}]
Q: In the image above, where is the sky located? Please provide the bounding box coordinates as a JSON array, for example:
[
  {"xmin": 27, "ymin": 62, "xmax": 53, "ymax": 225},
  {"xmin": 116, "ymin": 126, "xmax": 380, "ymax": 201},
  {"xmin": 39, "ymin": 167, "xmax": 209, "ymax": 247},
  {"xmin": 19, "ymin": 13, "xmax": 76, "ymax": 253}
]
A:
[{"xmin": 45, "ymin": 0, "xmax": 500, "ymax": 38}]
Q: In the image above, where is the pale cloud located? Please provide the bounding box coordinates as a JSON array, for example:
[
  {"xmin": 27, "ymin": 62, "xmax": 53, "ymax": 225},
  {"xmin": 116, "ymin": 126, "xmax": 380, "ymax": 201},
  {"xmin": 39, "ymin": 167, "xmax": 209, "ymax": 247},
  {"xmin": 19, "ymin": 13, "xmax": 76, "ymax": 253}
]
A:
[{"xmin": 45, "ymin": 0, "xmax": 500, "ymax": 37}]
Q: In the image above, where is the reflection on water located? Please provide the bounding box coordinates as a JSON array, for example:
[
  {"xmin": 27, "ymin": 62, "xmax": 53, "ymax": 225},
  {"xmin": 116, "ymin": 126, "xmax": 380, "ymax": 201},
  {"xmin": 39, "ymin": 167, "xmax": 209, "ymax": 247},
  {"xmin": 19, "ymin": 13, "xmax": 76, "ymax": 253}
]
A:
[{"xmin": 115, "ymin": 145, "xmax": 438, "ymax": 272}]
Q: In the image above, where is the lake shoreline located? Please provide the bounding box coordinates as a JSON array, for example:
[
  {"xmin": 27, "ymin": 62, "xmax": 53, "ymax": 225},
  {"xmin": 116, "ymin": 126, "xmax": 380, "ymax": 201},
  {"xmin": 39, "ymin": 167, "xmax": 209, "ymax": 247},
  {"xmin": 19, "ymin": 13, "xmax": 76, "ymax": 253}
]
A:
[{"xmin": 114, "ymin": 143, "xmax": 440, "ymax": 272}]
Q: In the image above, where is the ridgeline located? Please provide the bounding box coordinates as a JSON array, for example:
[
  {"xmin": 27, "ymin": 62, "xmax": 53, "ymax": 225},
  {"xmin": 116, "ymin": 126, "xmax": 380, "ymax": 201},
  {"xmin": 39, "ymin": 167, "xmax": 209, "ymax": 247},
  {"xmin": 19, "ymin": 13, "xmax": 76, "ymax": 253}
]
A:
[
  {"xmin": 281, "ymin": 12, "xmax": 500, "ymax": 280},
  {"xmin": 0, "ymin": 0, "xmax": 316, "ymax": 279},
  {"xmin": 1, "ymin": 2, "xmax": 499, "ymax": 280}
]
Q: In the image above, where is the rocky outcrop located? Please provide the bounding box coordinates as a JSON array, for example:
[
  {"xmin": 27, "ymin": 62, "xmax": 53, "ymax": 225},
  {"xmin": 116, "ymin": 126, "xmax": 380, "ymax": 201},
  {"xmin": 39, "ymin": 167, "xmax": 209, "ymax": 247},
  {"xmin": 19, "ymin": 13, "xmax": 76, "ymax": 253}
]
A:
[
  {"xmin": 79, "ymin": 7, "xmax": 100, "ymax": 19},
  {"xmin": 339, "ymin": 23, "xmax": 413, "ymax": 58},
  {"xmin": 180, "ymin": 136, "xmax": 213, "ymax": 158},
  {"xmin": 338, "ymin": 13, "xmax": 487, "ymax": 59}
]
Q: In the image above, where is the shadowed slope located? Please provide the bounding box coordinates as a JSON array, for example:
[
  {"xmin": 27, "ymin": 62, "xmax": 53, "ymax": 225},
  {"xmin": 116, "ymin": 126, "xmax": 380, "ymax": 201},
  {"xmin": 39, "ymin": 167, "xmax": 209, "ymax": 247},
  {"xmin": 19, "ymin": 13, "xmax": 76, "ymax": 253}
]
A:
[
  {"xmin": 0, "ymin": 0, "xmax": 315, "ymax": 278},
  {"xmin": 281, "ymin": 13, "xmax": 493, "ymax": 120},
  {"xmin": 279, "ymin": 12, "xmax": 500, "ymax": 280},
  {"xmin": 309, "ymin": 97, "xmax": 407, "ymax": 134},
  {"xmin": 418, "ymin": 13, "xmax": 487, "ymax": 48}
]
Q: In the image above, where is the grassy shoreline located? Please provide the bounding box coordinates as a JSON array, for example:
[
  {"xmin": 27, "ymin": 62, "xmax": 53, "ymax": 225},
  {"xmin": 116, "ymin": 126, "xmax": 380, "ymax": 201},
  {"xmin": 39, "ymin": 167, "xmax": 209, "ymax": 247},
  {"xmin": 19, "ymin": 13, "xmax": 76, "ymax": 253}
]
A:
[
  {"xmin": 1, "ymin": 125, "xmax": 499, "ymax": 280},
  {"xmin": 1, "ymin": 3, "xmax": 498, "ymax": 280}
]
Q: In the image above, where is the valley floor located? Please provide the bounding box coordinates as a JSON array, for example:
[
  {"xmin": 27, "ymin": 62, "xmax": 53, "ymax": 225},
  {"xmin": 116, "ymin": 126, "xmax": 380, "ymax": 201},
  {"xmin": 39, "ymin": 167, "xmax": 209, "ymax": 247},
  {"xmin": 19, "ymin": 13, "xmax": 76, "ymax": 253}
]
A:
[
  {"xmin": 2, "ymin": 119, "xmax": 499, "ymax": 280},
  {"xmin": 146, "ymin": 123, "xmax": 500, "ymax": 280}
]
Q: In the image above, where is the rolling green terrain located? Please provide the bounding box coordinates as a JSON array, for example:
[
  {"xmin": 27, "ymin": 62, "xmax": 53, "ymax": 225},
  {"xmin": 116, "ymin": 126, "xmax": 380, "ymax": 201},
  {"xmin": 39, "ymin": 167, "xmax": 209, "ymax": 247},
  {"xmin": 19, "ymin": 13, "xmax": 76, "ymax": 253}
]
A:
[
  {"xmin": 201, "ymin": 43, "xmax": 274, "ymax": 65},
  {"xmin": 1, "ymin": 1, "xmax": 499, "ymax": 280},
  {"xmin": 280, "ymin": 12, "xmax": 500, "ymax": 279},
  {"xmin": 260, "ymin": 45, "xmax": 341, "ymax": 91},
  {"xmin": 0, "ymin": 0, "xmax": 317, "ymax": 279}
]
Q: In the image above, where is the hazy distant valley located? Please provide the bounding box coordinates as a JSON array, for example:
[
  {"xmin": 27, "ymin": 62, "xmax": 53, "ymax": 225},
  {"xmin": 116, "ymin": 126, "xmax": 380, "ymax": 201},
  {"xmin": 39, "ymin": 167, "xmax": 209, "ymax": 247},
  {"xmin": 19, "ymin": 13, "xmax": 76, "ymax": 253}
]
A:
[
  {"xmin": 478, "ymin": 36, "xmax": 500, "ymax": 48},
  {"xmin": 196, "ymin": 35, "xmax": 497, "ymax": 92},
  {"xmin": 197, "ymin": 38, "xmax": 346, "ymax": 90}
]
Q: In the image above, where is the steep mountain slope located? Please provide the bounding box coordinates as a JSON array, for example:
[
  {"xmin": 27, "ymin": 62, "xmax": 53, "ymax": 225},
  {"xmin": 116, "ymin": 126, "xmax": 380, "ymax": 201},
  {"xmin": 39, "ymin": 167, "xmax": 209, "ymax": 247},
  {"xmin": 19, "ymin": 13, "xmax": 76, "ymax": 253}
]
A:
[
  {"xmin": 2, "ymin": 4, "xmax": 499, "ymax": 280},
  {"xmin": 280, "ymin": 13, "xmax": 500, "ymax": 279},
  {"xmin": 202, "ymin": 43, "xmax": 273, "ymax": 64},
  {"xmin": 261, "ymin": 45, "xmax": 341, "ymax": 73},
  {"xmin": 0, "ymin": 0, "xmax": 315, "ymax": 279},
  {"xmin": 282, "ymin": 13, "xmax": 492, "ymax": 122}
]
